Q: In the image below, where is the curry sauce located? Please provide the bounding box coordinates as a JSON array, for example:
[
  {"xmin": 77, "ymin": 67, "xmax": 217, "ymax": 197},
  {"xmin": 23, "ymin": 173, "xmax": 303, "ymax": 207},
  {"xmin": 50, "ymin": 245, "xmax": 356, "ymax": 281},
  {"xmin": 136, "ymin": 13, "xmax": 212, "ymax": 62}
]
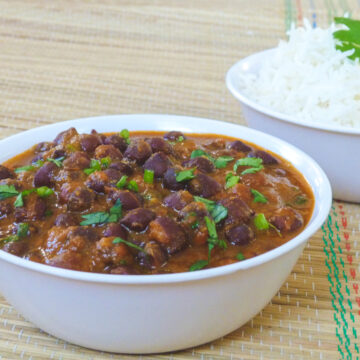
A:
[{"xmin": 0, "ymin": 128, "xmax": 314, "ymax": 274}]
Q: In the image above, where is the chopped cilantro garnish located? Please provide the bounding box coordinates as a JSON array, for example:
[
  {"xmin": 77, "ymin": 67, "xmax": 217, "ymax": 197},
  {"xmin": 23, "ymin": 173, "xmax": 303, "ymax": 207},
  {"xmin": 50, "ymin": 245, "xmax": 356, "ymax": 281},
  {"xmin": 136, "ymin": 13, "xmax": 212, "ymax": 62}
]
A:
[
  {"xmin": 204, "ymin": 216, "xmax": 217, "ymax": 239},
  {"xmin": 127, "ymin": 180, "xmax": 139, "ymax": 192},
  {"xmin": 14, "ymin": 187, "xmax": 54, "ymax": 208},
  {"xmin": 189, "ymin": 259, "xmax": 208, "ymax": 271},
  {"xmin": 120, "ymin": 129, "xmax": 130, "ymax": 144},
  {"xmin": 190, "ymin": 149, "xmax": 207, "ymax": 159},
  {"xmin": 0, "ymin": 223, "xmax": 29, "ymax": 243},
  {"xmin": 234, "ymin": 157, "xmax": 264, "ymax": 175},
  {"xmin": 225, "ymin": 172, "xmax": 240, "ymax": 189},
  {"xmin": 14, "ymin": 193, "xmax": 24, "ymax": 207},
  {"xmin": 113, "ymin": 237, "xmax": 146, "ymax": 253},
  {"xmin": 36, "ymin": 186, "xmax": 54, "ymax": 198},
  {"xmin": 254, "ymin": 213, "xmax": 269, "ymax": 230},
  {"xmin": 176, "ymin": 168, "xmax": 196, "ymax": 182},
  {"xmin": 0, "ymin": 185, "xmax": 19, "ymax": 201},
  {"xmin": 191, "ymin": 220, "xmax": 199, "ymax": 229},
  {"xmin": 80, "ymin": 199, "xmax": 122, "ymax": 225},
  {"xmin": 193, "ymin": 196, "xmax": 215, "ymax": 209},
  {"xmin": 14, "ymin": 189, "xmax": 35, "ymax": 208},
  {"xmin": 251, "ymin": 189, "xmax": 268, "ymax": 203},
  {"xmin": 177, "ymin": 135, "xmax": 185, "ymax": 142},
  {"xmin": 190, "ymin": 149, "xmax": 215, "ymax": 162},
  {"xmin": 15, "ymin": 159, "xmax": 45, "ymax": 173},
  {"xmin": 84, "ymin": 158, "xmax": 110, "ymax": 175},
  {"xmin": 116, "ymin": 175, "xmax": 128, "ymax": 189},
  {"xmin": 234, "ymin": 157, "xmax": 262, "ymax": 170},
  {"xmin": 193, "ymin": 196, "xmax": 228, "ymax": 223},
  {"xmin": 144, "ymin": 169, "xmax": 154, "ymax": 184},
  {"xmin": 236, "ymin": 252, "xmax": 245, "ymax": 261},
  {"xmin": 114, "ymin": 176, "xmax": 138, "ymax": 192},
  {"xmin": 80, "ymin": 212, "xmax": 110, "ymax": 226},
  {"xmin": 66, "ymin": 144, "xmax": 77, "ymax": 152},
  {"xmin": 14, "ymin": 165, "xmax": 36, "ymax": 173},
  {"xmin": 47, "ymin": 156, "xmax": 65, "ymax": 167},
  {"xmin": 34, "ymin": 159, "xmax": 45, "ymax": 167},
  {"xmin": 241, "ymin": 166, "xmax": 264, "ymax": 175},
  {"xmin": 214, "ymin": 156, "xmax": 234, "ymax": 169},
  {"xmin": 17, "ymin": 223, "xmax": 29, "ymax": 238},
  {"xmin": 211, "ymin": 205, "xmax": 228, "ymax": 223},
  {"xmin": 333, "ymin": 17, "xmax": 360, "ymax": 61},
  {"xmin": 190, "ymin": 150, "xmax": 234, "ymax": 170},
  {"xmin": 100, "ymin": 157, "xmax": 112, "ymax": 168},
  {"xmin": 294, "ymin": 195, "xmax": 307, "ymax": 205},
  {"xmin": 204, "ymin": 216, "xmax": 227, "ymax": 262},
  {"xmin": 108, "ymin": 199, "xmax": 122, "ymax": 222}
]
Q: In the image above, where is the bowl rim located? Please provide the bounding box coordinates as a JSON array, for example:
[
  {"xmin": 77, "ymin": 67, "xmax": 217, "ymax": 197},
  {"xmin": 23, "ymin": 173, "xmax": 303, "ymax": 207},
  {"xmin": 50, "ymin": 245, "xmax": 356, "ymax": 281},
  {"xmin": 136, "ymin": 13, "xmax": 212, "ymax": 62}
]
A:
[
  {"xmin": 226, "ymin": 48, "xmax": 360, "ymax": 136},
  {"xmin": 0, "ymin": 114, "xmax": 332, "ymax": 285}
]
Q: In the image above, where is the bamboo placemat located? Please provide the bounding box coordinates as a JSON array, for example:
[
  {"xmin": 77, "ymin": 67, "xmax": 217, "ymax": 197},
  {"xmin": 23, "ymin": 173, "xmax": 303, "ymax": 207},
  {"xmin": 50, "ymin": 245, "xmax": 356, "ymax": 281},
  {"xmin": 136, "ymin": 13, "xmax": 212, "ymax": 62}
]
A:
[{"xmin": 0, "ymin": 1, "xmax": 359, "ymax": 359}]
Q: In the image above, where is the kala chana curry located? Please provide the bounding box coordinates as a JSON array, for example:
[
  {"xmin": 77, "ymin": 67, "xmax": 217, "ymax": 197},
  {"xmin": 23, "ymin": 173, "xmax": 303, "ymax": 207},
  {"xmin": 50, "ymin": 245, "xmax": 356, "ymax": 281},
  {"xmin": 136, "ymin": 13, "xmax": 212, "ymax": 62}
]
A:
[{"xmin": 0, "ymin": 128, "xmax": 314, "ymax": 274}]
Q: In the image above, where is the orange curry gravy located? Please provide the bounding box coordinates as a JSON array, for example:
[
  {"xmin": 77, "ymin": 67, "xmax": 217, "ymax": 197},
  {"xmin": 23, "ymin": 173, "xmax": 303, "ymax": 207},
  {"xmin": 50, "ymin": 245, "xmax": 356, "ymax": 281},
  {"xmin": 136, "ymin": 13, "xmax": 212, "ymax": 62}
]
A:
[{"xmin": 0, "ymin": 128, "xmax": 314, "ymax": 274}]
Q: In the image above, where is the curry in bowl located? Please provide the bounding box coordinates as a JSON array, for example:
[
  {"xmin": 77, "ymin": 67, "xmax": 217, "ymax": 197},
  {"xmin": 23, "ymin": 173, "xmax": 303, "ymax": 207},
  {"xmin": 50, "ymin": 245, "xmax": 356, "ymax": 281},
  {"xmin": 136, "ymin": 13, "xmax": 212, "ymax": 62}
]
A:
[{"xmin": 0, "ymin": 128, "xmax": 314, "ymax": 274}]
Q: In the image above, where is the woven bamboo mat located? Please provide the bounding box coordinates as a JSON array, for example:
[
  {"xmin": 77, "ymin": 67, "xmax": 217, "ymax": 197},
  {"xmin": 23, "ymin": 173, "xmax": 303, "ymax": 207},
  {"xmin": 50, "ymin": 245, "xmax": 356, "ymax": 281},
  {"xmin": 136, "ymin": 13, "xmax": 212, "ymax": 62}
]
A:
[{"xmin": 0, "ymin": 1, "xmax": 359, "ymax": 359}]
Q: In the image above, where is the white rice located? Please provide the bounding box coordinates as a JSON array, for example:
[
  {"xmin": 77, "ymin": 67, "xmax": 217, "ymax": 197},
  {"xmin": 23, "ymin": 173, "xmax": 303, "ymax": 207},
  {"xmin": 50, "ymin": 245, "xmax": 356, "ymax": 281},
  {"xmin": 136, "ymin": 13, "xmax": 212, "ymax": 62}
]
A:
[{"xmin": 237, "ymin": 20, "xmax": 360, "ymax": 128}]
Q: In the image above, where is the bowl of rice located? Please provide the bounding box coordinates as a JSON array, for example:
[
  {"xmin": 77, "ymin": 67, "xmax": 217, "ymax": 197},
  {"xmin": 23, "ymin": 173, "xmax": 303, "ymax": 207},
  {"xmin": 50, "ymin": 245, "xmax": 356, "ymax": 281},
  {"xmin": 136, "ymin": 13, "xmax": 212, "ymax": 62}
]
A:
[{"xmin": 226, "ymin": 20, "xmax": 360, "ymax": 202}]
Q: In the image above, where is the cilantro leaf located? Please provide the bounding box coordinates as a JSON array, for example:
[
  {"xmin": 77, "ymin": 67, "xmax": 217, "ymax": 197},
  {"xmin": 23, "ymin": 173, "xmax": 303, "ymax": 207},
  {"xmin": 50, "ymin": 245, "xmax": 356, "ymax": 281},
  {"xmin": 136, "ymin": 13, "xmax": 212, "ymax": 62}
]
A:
[
  {"xmin": 234, "ymin": 157, "xmax": 264, "ymax": 175},
  {"xmin": 189, "ymin": 260, "xmax": 208, "ymax": 271},
  {"xmin": 120, "ymin": 129, "xmax": 130, "ymax": 144},
  {"xmin": 127, "ymin": 180, "xmax": 139, "ymax": 192},
  {"xmin": 334, "ymin": 17, "xmax": 360, "ymax": 60},
  {"xmin": 80, "ymin": 200, "xmax": 123, "ymax": 225},
  {"xmin": 84, "ymin": 158, "xmax": 110, "ymax": 175},
  {"xmin": 254, "ymin": 213, "xmax": 269, "ymax": 230},
  {"xmin": 190, "ymin": 149, "xmax": 215, "ymax": 163},
  {"xmin": 211, "ymin": 205, "xmax": 228, "ymax": 223},
  {"xmin": 80, "ymin": 212, "xmax": 110, "ymax": 226},
  {"xmin": 176, "ymin": 168, "xmax": 196, "ymax": 182},
  {"xmin": 14, "ymin": 165, "xmax": 36, "ymax": 173},
  {"xmin": 116, "ymin": 175, "xmax": 128, "ymax": 189},
  {"xmin": 294, "ymin": 195, "xmax": 308, "ymax": 205},
  {"xmin": 112, "ymin": 237, "xmax": 146, "ymax": 253},
  {"xmin": 241, "ymin": 166, "xmax": 264, "ymax": 175},
  {"xmin": 1, "ymin": 223, "xmax": 29, "ymax": 243},
  {"xmin": 194, "ymin": 196, "xmax": 227, "ymax": 223},
  {"xmin": 100, "ymin": 157, "xmax": 112, "ymax": 168},
  {"xmin": 204, "ymin": 216, "xmax": 217, "ymax": 239},
  {"xmin": 14, "ymin": 193, "xmax": 24, "ymax": 208},
  {"xmin": 47, "ymin": 156, "xmax": 65, "ymax": 167},
  {"xmin": 225, "ymin": 172, "xmax": 240, "ymax": 189},
  {"xmin": 251, "ymin": 189, "xmax": 268, "ymax": 203},
  {"xmin": 36, "ymin": 186, "xmax": 54, "ymax": 198},
  {"xmin": 0, "ymin": 185, "xmax": 19, "ymax": 200},
  {"xmin": 109, "ymin": 199, "xmax": 122, "ymax": 220},
  {"xmin": 17, "ymin": 223, "xmax": 29, "ymax": 238},
  {"xmin": 191, "ymin": 220, "xmax": 199, "ymax": 229},
  {"xmin": 214, "ymin": 156, "xmax": 234, "ymax": 169},
  {"xmin": 144, "ymin": 169, "xmax": 154, "ymax": 184},
  {"xmin": 234, "ymin": 157, "xmax": 262, "ymax": 171},
  {"xmin": 193, "ymin": 196, "xmax": 215, "ymax": 211},
  {"xmin": 14, "ymin": 187, "xmax": 53, "ymax": 208},
  {"xmin": 236, "ymin": 252, "xmax": 245, "ymax": 261},
  {"xmin": 204, "ymin": 216, "xmax": 227, "ymax": 262}
]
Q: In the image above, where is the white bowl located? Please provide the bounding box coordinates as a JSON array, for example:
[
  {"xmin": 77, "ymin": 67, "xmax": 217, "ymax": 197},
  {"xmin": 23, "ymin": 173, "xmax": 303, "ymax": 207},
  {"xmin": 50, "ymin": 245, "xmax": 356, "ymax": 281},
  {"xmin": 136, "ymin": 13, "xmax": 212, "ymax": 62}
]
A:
[
  {"xmin": 226, "ymin": 48, "xmax": 360, "ymax": 203},
  {"xmin": 0, "ymin": 115, "xmax": 331, "ymax": 353}
]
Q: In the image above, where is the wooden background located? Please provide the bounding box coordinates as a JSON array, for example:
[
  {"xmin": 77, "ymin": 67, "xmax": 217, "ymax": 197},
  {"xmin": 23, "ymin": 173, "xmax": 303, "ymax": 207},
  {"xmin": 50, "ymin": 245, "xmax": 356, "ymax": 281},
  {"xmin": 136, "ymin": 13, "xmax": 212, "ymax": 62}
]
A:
[{"xmin": 0, "ymin": 1, "xmax": 359, "ymax": 359}]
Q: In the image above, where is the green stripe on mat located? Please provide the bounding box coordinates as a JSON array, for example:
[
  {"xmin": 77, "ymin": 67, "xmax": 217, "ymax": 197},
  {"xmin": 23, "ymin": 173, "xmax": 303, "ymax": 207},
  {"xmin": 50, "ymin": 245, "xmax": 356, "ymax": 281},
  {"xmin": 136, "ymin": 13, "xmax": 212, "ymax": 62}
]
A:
[{"xmin": 321, "ymin": 205, "xmax": 359, "ymax": 359}]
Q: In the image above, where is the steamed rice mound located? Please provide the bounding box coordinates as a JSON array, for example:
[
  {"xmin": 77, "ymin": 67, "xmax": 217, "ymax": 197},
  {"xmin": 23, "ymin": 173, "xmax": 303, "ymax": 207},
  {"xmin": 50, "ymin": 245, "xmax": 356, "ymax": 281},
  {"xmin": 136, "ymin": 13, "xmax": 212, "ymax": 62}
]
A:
[{"xmin": 238, "ymin": 20, "xmax": 360, "ymax": 128}]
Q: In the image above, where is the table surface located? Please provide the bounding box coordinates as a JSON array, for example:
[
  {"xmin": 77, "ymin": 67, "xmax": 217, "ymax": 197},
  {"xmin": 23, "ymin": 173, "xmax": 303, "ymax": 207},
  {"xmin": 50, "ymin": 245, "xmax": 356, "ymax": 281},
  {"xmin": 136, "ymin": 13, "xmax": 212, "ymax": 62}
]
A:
[{"xmin": 0, "ymin": 1, "xmax": 359, "ymax": 359}]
